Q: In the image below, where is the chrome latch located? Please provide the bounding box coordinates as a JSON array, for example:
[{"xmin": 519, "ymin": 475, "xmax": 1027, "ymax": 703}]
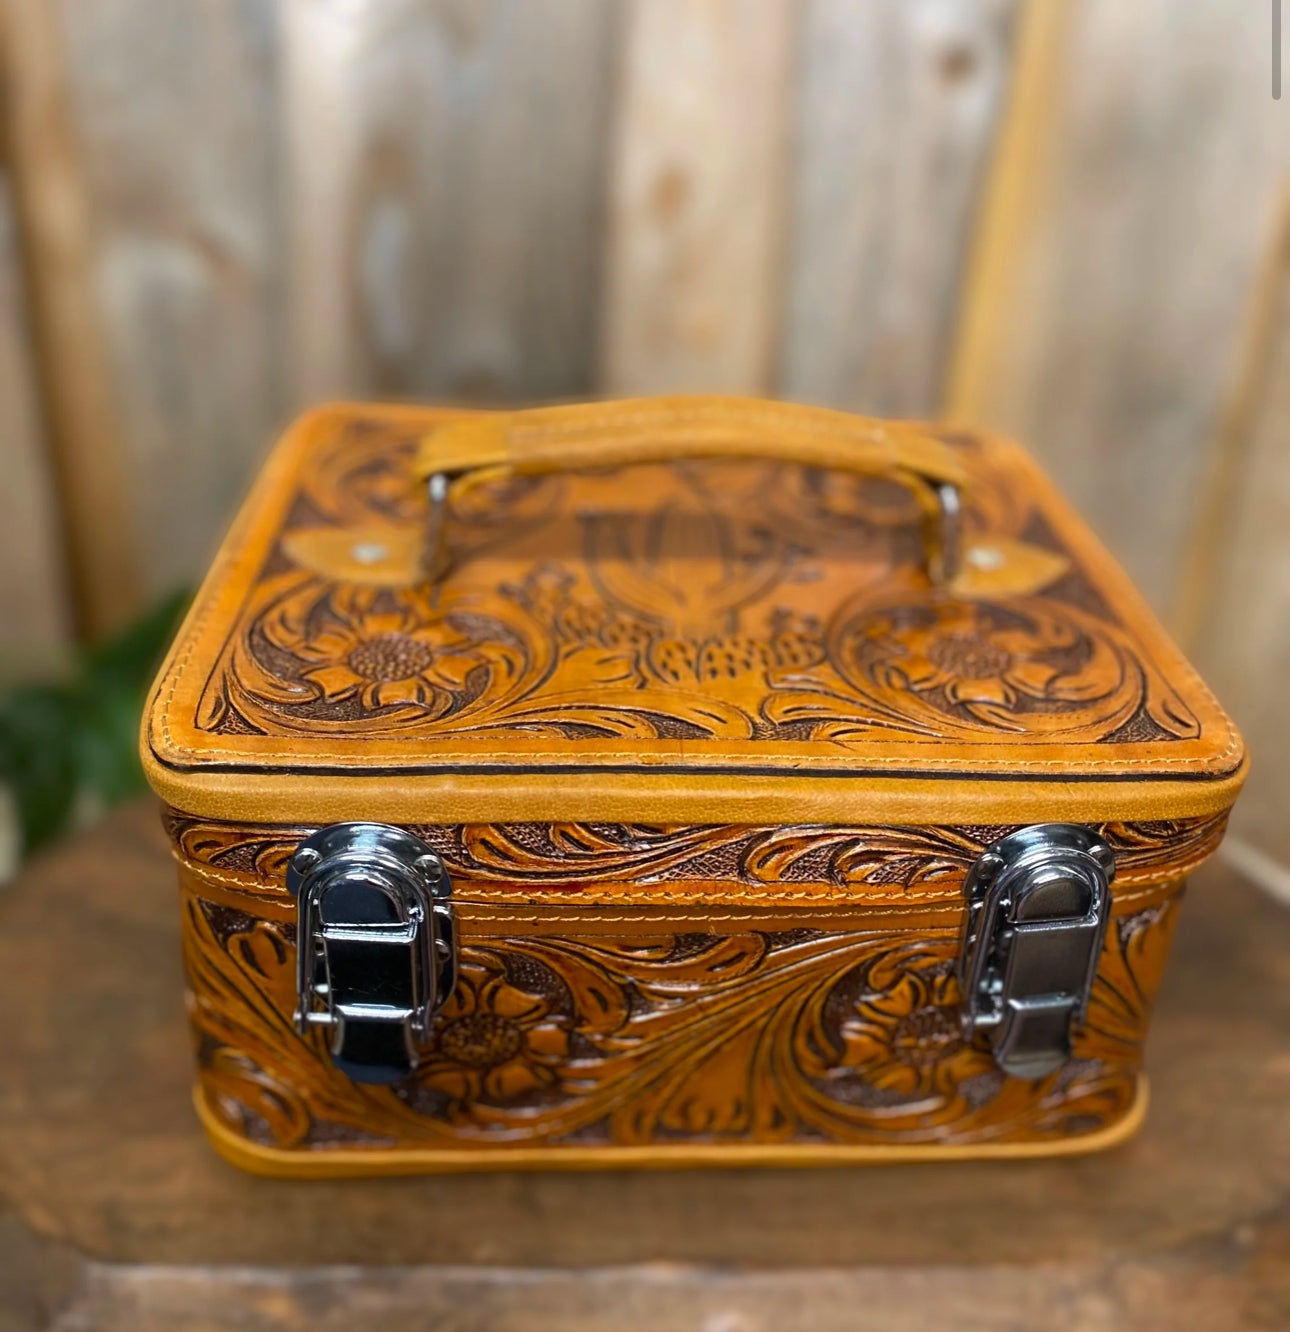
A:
[
  {"xmin": 958, "ymin": 825, "xmax": 1114, "ymax": 1080},
  {"xmin": 286, "ymin": 823, "xmax": 456, "ymax": 1085}
]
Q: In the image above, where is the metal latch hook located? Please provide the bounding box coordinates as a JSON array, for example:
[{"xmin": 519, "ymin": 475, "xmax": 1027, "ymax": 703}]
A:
[
  {"xmin": 958, "ymin": 824, "xmax": 1114, "ymax": 1080},
  {"xmin": 287, "ymin": 823, "xmax": 457, "ymax": 1085}
]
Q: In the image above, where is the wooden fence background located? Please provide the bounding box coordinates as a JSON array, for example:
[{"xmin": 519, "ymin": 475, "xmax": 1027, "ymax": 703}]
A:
[{"xmin": 1, "ymin": 0, "xmax": 1287, "ymax": 882}]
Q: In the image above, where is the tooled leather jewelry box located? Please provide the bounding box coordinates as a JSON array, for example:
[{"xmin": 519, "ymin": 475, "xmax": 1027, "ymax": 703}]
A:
[{"xmin": 142, "ymin": 396, "xmax": 1245, "ymax": 1176}]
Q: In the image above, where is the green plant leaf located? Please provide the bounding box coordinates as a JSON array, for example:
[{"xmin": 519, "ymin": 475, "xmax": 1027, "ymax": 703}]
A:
[
  {"xmin": 0, "ymin": 684, "xmax": 80, "ymax": 854},
  {"xmin": 0, "ymin": 588, "xmax": 190, "ymax": 859}
]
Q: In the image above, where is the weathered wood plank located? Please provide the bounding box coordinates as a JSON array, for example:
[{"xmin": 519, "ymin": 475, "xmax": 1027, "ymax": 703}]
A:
[
  {"xmin": 0, "ymin": 171, "xmax": 72, "ymax": 675},
  {"xmin": 1193, "ymin": 196, "xmax": 1290, "ymax": 871},
  {"xmin": 943, "ymin": 0, "xmax": 1069, "ymax": 429},
  {"xmin": 50, "ymin": 0, "xmax": 284, "ymax": 601},
  {"xmin": 947, "ymin": 0, "xmax": 1290, "ymax": 614},
  {"xmin": 780, "ymin": 0, "xmax": 1018, "ymax": 417},
  {"xmin": 599, "ymin": 0, "xmax": 795, "ymax": 396},
  {"xmin": 2, "ymin": 0, "xmax": 141, "ymax": 638},
  {"xmin": 283, "ymin": 0, "xmax": 615, "ymax": 408},
  {"xmin": 47, "ymin": 1249, "xmax": 1290, "ymax": 1332},
  {"xmin": 1173, "ymin": 190, "xmax": 1290, "ymax": 656}
]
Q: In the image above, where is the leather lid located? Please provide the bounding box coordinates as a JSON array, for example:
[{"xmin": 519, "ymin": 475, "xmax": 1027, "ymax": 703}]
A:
[{"xmin": 142, "ymin": 400, "xmax": 1245, "ymax": 827}]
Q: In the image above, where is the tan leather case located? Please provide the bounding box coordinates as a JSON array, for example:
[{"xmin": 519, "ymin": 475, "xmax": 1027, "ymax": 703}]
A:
[{"xmin": 143, "ymin": 397, "xmax": 1245, "ymax": 1175}]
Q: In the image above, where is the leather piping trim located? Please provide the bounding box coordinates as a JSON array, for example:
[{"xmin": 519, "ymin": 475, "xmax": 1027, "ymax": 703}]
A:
[
  {"xmin": 143, "ymin": 759, "xmax": 1248, "ymax": 827},
  {"xmin": 148, "ymin": 753, "xmax": 1244, "ymax": 783}
]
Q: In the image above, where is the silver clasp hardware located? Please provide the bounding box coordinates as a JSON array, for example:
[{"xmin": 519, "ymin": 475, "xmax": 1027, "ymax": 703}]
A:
[
  {"xmin": 287, "ymin": 823, "xmax": 456, "ymax": 1085},
  {"xmin": 957, "ymin": 824, "xmax": 1114, "ymax": 1080}
]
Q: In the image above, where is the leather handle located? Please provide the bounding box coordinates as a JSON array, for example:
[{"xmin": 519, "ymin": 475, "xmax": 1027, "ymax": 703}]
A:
[{"xmin": 415, "ymin": 396, "xmax": 965, "ymax": 585}]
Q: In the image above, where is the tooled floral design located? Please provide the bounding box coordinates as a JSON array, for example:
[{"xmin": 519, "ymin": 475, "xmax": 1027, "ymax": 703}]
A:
[
  {"xmin": 852, "ymin": 603, "xmax": 1086, "ymax": 723},
  {"xmin": 166, "ymin": 811, "xmax": 1227, "ymax": 892},
  {"xmin": 266, "ymin": 591, "xmax": 489, "ymax": 716},
  {"xmin": 196, "ymin": 423, "xmax": 1207, "ymax": 749},
  {"xmin": 414, "ymin": 956, "xmax": 572, "ymax": 1106},
  {"xmin": 823, "ymin": 947, "xmax": 993, "ymax": 1099},
  {"xmin": 502, "ymin": 564, "xmax": 824, "ymax": 691},
  {"xmin": 187, "ymin": 887, "xmax": 1177, "ymax": 1152}
]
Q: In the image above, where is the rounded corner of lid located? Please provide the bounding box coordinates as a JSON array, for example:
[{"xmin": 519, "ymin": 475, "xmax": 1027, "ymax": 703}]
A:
[
  {"xmin": 139, "ymin": 693, "xmax": 209, "ymax": 811},
  {"xmin": 284, "ymin": 399, "xmax": 370, "ymax": 439}
]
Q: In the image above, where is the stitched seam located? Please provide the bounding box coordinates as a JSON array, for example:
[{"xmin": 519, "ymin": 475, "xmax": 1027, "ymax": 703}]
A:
[
  {"xmin": 177, "ymin": 855, "xmax": 970, "ymax": 902},
  {"xmin": 154, "ymin": 411, "xmax": 343, "ymax": 759},
  {"xmin": 175, "ymin": 851, "xmax": 1206, "ymax": 904},
  {"xmin": 440, "ymin": 879, "xmax": 1185, "ymax": 922},
  {"xmin": 154, "ymin": 735, "xmax": 1245, "ymax": 769},
  {"xmin": 156, "ymin": 546, "xmax": 242, "ymax": 758},
  {"xmin": 414, "ymin": 885, "xmax": 1180, "ymax": 925},
  {"xmin": 188, "ymin": 900, "xmax": 1171, "ymax": 926},
  {"xmin": 432, "ymin": 848, "xmax": 1217, "ymax": 899}
]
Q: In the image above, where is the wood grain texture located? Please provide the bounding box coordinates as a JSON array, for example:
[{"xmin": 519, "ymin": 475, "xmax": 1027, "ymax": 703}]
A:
[
  {"xmin": 944, "ymin": 0, "xmax": 1071, "ymax": 426},
  {"xmin": 1, "ymin": 803, "xmax": 1289, "ymax": 1329},
  {"xmin": 600, "ymin": 0, "xmax": 794, "ymax": 395},
  {"xmin": 48, "ymin": 0, "xmax": 284, "ymax": 602},
  {"xmin": 1171, "ymin": 193, "xmax": 1290, "ymax": 657},
  {"xmin": 948, "ymin": 0, "xmax": 1290, "ymax": 614},
  {"xmin": 282, "ymin": 0, "xmax": 615, "ymax": 407},
  {"xmin": 1193, "ymin": 198, "xmax": 1290, "ymax": 868},
  {"xmin": 47, "ymin": 1254, "xmax": 1290, "ymax": 1332},
  {"xmin": 1, "ymin": 0, "xmax": 141, "ymax": 637},
  {"xmin": 0, "ymin": 171, "xmax": 71, "ymax": 673},
  {"xmin": 779, "ymin": 0, "xmax": 1018, "ymax": 416}
]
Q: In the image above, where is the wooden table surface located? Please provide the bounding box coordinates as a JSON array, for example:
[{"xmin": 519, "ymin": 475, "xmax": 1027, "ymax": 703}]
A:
[{"xmin": 0, "ymin": 803, "xmax": 1288, "ymax": 1331}]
